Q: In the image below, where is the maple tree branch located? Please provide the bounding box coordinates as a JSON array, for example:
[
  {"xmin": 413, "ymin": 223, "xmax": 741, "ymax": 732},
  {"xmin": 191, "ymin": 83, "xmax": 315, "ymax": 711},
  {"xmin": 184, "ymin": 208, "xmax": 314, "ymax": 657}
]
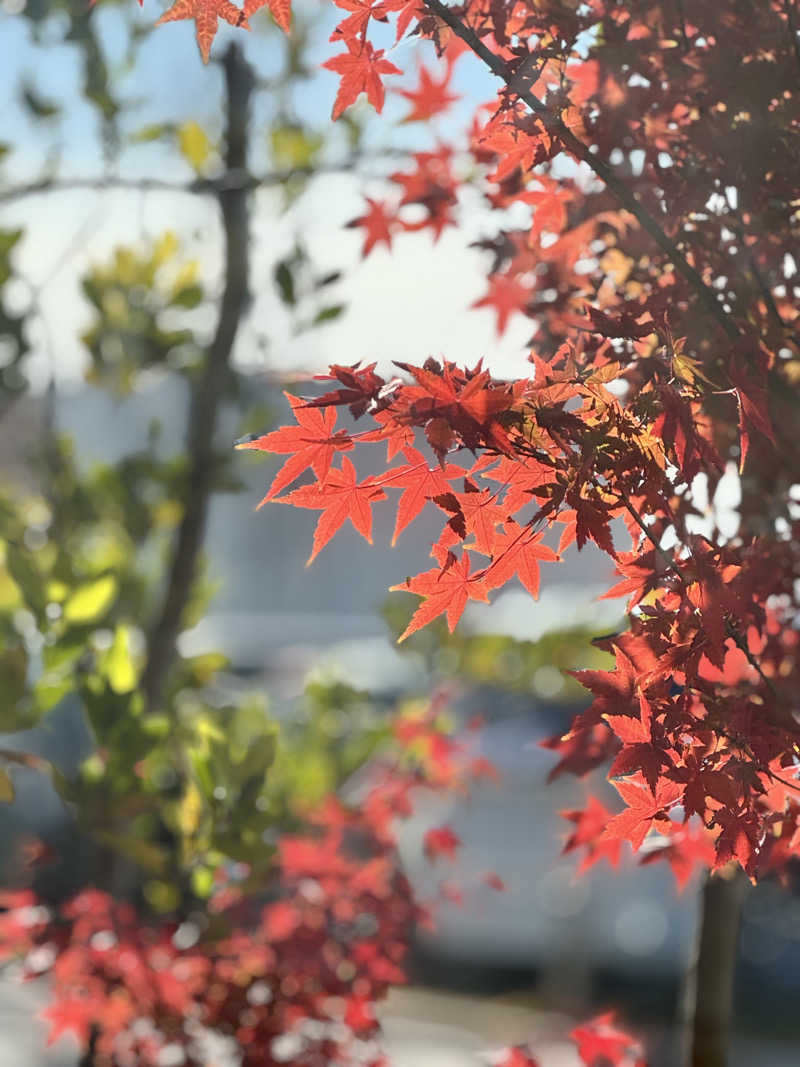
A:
[
  {"xmin": 0, "ymin": 153, "xmax": 410, "ymax": 207},
  {"xmin": 423, "ymin": 0, "xmax": 740, "ymax": 342},
  {"xmin": 139, "ymin": 42, "xmax": 253, "ymax": 715}
]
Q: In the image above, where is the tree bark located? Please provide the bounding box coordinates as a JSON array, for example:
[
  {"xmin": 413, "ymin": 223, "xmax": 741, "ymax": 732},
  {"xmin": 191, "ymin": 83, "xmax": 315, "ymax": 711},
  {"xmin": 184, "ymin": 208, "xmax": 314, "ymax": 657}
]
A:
[
  {"xmin": 682, "ymin": 868, "xmax": 750, "ymax": 1067},
  {"xmin": 140, "ymin": 42, "xmax": 253, "ymax": 714}
]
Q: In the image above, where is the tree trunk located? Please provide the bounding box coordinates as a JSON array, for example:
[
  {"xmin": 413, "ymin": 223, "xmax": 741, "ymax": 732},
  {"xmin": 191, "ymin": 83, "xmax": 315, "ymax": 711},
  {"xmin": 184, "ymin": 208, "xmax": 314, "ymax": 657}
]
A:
[
  {"xmin": 682, "ymin": 868, "xmax": 750, "ymax": 1067},
  {"xmin": 140, "ymin": 41, "xmax": 253, "ymax": 714}
]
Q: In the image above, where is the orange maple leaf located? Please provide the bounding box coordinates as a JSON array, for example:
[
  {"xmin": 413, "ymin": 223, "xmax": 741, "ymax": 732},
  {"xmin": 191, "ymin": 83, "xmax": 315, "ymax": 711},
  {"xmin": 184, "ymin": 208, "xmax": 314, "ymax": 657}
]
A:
[
  {"xmin": 322, "ymin": 41, "xmax": 402, "ymax": 120},
  {"xmin": 243, "ymin": 0, "xmax": 291, "ymax": 33},
  {"xmin": 391, "ymin": 549, "xmax": 489, "ymax": 642},
  {"xmin": 602, "ymin": 775, "xmax": 682, "ymax": 852},
  {"xmin": 155, "ymin": 0, "xmax": 248, "ymax": 63},
  {"xmin": 278, "ymin": 457, "xmax": 386, "ymax": 564},
  {"xmin": 481, "ymin": 520, "xmax": 559, "ymax": 598},
  {"xmin": 235, "ymin": 392, "xmax": 353, "ymax": 505}
]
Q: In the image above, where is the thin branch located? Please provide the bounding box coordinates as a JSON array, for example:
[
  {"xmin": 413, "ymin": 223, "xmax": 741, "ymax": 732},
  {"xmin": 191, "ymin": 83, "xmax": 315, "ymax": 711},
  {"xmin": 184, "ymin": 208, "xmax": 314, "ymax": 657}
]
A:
[
  {"xmin": 0, "ymin": 176, "xmax": 214, "ymax": 204},
  {"xmin": 0, "ymin": 152, "xmax": 410, "ymax": 208},
  {"xmin": 139, "ymin": 43, "xmax": 253, "ymax": 715},
  {"xmin": 424, "ymin": 0, "xmax": 741, "ymax": 342}
]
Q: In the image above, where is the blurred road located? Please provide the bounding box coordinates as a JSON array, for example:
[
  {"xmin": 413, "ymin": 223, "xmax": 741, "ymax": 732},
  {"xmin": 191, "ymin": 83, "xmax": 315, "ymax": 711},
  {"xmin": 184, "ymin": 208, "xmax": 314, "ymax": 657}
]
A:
[{"xmin": 2, "ymin": 977, "xmax": 800, "ymax": 1067}]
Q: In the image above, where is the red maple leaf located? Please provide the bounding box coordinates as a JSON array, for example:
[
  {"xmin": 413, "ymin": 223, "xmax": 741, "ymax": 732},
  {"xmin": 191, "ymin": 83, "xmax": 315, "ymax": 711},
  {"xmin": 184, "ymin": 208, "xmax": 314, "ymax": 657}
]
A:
[
  {"xmin": 423, "ymin": 824, "xmax": 461, "ymax": 861},
  {"xmin": 391, "ymin": 550, "xmax": 489, "ymax": 642},
  {"xmin": 570, "ymin": 1012, "xmax": 648, "ymax": 1066},
  {"xmin": 329, "ymin": 0, "xmax": 389, "ymax": 42},
  {"xmin": 471, "ymin": 273, "xmax": 533, "ymax": 336},
  {"xmin": 497, "ymin": 1047, "xmax": 541, "ymax": 1067},
  {"xmin": 41, "ymin": 995, "xmax": 95, "ymax": 1047},
  {"xmin": 344, "ymin": 995, "xmax": 377, "ymax": 1032},
  {"xmin": 638, "ymin": 822, "xmax": 716, "ymax": 892},
  {"xmin": 322, "ymin": 41, "xmax": 402, "ymax": 120},
  {"xmin": 278, "ymin": 457, "xmax": 386, "ymax": 564},
  {"xmin": 384, "ymin": 446, "xmax": 463, "ymax": 544},
  {"xmin": 482, "ymin": 871, "xmax": 506, "ymax": 891},
  {"xmin": 155, "ymin": 0, "xmax": 247, "ymax": 63},
  {"xmin": 381, "ymin": 0, "xmax": 424, "ymax": 40},
  {"xmin": 730, "ymin": 354, "xmax": 776, "ymax": 471},
  {"xmin": 347, "ymin": 197, "xmax": 398, "ymax": 256},
  {"xmin": 243, "ymin": 0, "xmax": 290, "ymax": 31},
  {"xmin": 235, "ymin": 393, "xmax": 353, "ymax": 505},
  {"xmin": 603, "ymin": 775, "xmax": 682, "ymax": 852},
  {"xmin": 398, "ymin": 63, "xmax": 460, "ymax": 122},
  {"xmin": 562, "ymin": 795, "xmax": 623, "ymax": 873},
  {"xmin": 481, "ymin": 520, "xmax": 559, "ymax": 599},
  {"xmin": 479, "ymin": 115, "xmax": 550, "ymax": 182},
  {"xmin": 569, "ymin": 649, "xmax": 638, "ymax": 718}
]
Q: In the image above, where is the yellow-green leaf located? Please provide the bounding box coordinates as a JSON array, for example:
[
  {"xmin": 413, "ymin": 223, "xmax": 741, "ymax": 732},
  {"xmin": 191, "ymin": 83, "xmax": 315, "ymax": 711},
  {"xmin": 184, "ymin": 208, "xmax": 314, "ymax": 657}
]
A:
[
  {"xmin": 153, "ymin": 230, "xmax": 179, "ymax": 266},
  {"xmin": 0, "ymin": 767, "xmax": 14, "ymax": 803},
  {"xmin": 178, "ymin": 122, "xmax": 211, "ymax": 173},
  {"xmin": 177, "ymin": 781, "xmax": 203, "ymax": 836},
  {"xmin": 270, "ymin": 125, "xmax": 322, "ymax": 170},
  {"xmin": 144, "ymin": 879, "xmax": 182, "ymax": 913},
  {"xmin": 63, "ymin": 575, "xmax": 117, "ymax": 624},
  {"xmin": 191, "ymin": 866, "xmax": 214, "ymax": 898},
  {"xmin": 105, "ymin": 624, "xmax": 136, "ymax": 694}
]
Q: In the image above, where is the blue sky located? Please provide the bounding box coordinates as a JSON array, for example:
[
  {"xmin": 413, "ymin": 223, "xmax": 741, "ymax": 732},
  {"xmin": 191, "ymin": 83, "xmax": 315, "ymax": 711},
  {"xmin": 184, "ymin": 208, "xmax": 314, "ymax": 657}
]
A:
[{"xmin": 0, "ymin": 0, "xmax": 544, "ymax": 390}]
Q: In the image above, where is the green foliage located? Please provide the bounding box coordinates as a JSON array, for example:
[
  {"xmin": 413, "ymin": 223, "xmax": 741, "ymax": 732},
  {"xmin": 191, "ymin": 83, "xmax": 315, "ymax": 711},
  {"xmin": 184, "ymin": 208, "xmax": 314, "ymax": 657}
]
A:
[
  {"xmin": 382, "ymin": 596, "xmax": 617, "ymax": 704},
  {"xmin": 0, "ymin": 228, "xmax": 28, "ymax": 405},
  {"xmin": 0, "ymin": 199, "xmax": 367, "ymax": 924},
  {"xmin": 81, "ymin": 234, "xmax": 204, "ymax": 394}
]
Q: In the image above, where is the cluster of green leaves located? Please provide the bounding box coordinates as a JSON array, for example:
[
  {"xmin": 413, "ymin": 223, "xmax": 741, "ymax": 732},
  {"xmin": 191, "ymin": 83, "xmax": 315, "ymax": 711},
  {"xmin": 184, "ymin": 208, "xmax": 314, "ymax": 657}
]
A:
[
  {"xmin": 0, "ymin": 223, "xmax": 386, "ymax": 919},
  {"xmin": 81, "ymin": 233, "xmax": 204, "ymax": 394},
  {"xmin": 383, "ymin": 596, "xmax": 616, "ymax": 705}
]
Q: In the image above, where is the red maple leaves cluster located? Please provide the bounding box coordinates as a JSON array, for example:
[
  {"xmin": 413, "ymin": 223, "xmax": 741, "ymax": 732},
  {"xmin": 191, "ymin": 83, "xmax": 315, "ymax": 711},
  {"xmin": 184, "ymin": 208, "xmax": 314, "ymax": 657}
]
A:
[
  {"xmin": 38, "ymin": 0, "xmax": 800, "ymax": 1060},
  {"xmin": 0, "ymin": 706, "xmax": 493, "ymax": 1066},
  {"xmin": 246, "ymin": 327, "xmax": 799, "ymax": 880},
  {"xmin": 238, "ymin": 0, "xmax": 799, "ymax": 887}
]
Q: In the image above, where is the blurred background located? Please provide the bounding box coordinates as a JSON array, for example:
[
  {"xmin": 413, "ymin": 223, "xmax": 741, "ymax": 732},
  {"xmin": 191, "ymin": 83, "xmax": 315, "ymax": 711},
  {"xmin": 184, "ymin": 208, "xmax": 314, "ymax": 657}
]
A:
[{"xmin": 2, "ymin": 1, "xmax": 800, "ymax": 1065}]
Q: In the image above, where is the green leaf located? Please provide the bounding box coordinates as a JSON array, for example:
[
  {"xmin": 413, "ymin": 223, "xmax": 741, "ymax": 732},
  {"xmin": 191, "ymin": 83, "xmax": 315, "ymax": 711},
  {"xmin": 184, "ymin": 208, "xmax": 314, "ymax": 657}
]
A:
[
  {"xmin": 313, "ymin": 304, "xmax": 345, "ymax": 325},
  {"xmin": 191, "ymin": 866, "xmax": 214, "ymax": 898},
  {"xmin": 0, "ymin": 767, "xmax": 14, "ymax": 803},
  {"xmin": 274, "ymin": 261, "xmax": 296, "ymax": 306},
  {"xmin": 21, "ymin": 83, "xmax": 61, "ymax": 119},
  {"xmin": 5, "ymin": 542, "xmax": 45, "ymax": 615},
  {"xmin": 105, "ymin": 624, "xmax": 136, "ymax": 694},
  {"xmin": 63, "ymin": 575, "xmax": 117, "ymax": 624},
  {"xmin": 130, "ymin": 123, "xmax": 174, "ymax": 143},
  {"xmin": 270, "ymin": 125, "xmax": 322, "ymax": 170},
  {"xmin": 177, "ymin": 122, "xmax": 212, "ymax": 173},
  {"xmin": 144, "ymin": 879, "xmax": 182, "ymax": 912}
]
